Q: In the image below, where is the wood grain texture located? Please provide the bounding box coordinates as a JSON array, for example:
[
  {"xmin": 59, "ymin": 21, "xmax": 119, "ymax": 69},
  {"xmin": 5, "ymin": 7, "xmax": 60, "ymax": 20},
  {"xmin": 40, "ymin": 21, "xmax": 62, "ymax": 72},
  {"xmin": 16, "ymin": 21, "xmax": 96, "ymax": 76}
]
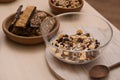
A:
[
  {"xmin": 46, "ymin": 46, "xmax": 120, "ymax": 80},
  {"xmin": 0, "ymin": 0, "xmax": 120, "ymax": 80}
]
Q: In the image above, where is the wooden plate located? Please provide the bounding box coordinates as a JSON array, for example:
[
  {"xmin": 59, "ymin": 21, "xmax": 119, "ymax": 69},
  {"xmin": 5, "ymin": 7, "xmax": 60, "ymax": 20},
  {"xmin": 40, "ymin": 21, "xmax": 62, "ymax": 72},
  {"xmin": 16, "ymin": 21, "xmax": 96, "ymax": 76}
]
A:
[
  {"xmin": 45, "ymin": 47, "xmax": 119, "ymax": 80},
  {"xmin": 45, "ymin": 48, "xmax": 91, "ymax": 80}
]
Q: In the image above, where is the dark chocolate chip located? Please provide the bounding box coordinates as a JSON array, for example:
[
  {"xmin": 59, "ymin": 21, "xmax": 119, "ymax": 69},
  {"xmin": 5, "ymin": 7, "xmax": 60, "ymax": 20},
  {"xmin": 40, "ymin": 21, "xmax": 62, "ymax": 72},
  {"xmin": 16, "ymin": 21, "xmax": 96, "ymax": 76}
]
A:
[
  {"xmin": 58, "ymin": 38, "xmax": 63, "ymax": 43},
  {"xmin": 55, "ymin": 44, "xmax": 59, "ymax": 47},
  {"xmin": 69, "ymin": 43, "xmax": 73, "ymax": 47},
  {"xmin": 63, "ymin": 34, "xmax": 69, "ymax": 37},
  {"xmin": 70, "ymin": 37, "xmax": 73, "ymax": 40},
  {"xmin": 85, "ymin": 33, "xmax": 90, "ymax": 37},
  {"xmin": 95, "ymin": 44, "xmax": 99, "ymax": 49},
  {"xmin": 66, "ymin": 5, "xmax": 69, "ymax": 8},
  {"xmin": 56, "ymin": 40, "xmax": 59, "ymax": 42},
  {"xmin": 63, "ymin": 38, "xmax": 69, "ymax": 42},
  {"xmin": 77, "ymin": 38, "xmax": 83, "ymax": 43},
  {"xmin": 82, "ymin": 46, "xmax": 86, "ymax": 50},
  {"xmin": 60, "ymin": 42, "xmax": 63, "ymax": 45},
  {"xmin": 56, "ymin": 3, "xmax": 60, "ymax": 6},
  {"xmin": 95, "ymin": 40, "xmax": 100, "ymax": 44},
  {"xmin": 97, "ymin": 42, "xmax": 100, "ymax": 45},
  {"xmin": 88, "ymin": 48, "xmax": 90, "ymax": 50},
  {"xmin": 51, "ymin": 0, "xmax": 54, "ymax": 3}
]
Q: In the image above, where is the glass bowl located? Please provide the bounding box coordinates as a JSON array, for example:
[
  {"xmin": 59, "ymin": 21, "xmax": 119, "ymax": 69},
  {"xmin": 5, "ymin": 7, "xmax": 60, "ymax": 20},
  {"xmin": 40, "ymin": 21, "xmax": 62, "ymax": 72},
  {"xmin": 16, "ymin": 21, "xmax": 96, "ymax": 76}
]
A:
[{"xmin": 41, "ymin": 12, "xmax": 113, "ymax": 64}]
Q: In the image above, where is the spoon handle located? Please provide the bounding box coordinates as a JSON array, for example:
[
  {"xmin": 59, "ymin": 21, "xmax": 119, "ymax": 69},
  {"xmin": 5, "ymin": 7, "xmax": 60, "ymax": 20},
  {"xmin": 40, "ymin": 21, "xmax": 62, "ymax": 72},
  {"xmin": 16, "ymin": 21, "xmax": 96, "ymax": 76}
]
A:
[{"xmin": 109, "ymin": 62, "xmax": 120, "ymax": 70}]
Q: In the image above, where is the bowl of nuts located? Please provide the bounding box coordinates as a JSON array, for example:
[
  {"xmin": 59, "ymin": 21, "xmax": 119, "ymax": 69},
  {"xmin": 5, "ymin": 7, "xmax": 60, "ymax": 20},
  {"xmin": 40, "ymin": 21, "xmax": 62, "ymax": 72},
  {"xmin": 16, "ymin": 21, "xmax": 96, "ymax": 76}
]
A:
[
  {"xmin": 41, "ymin": 12, "xmax": 113, "ymax": 64},
  {"xmin": 2, "ymin": 5, "xmax": 60, "ymax": 45},
  {"xmin": 49, "ymin": 0, "xmax": 84, "ymax": 14}
]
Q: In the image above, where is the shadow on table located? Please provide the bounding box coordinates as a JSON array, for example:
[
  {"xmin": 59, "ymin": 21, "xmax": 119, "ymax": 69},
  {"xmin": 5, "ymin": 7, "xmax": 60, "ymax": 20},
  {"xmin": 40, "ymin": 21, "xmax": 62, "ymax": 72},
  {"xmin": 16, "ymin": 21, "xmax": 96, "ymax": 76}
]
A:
[{"xmin": 4, "ymin": 36, "xmax": 46, "ymax": 54}]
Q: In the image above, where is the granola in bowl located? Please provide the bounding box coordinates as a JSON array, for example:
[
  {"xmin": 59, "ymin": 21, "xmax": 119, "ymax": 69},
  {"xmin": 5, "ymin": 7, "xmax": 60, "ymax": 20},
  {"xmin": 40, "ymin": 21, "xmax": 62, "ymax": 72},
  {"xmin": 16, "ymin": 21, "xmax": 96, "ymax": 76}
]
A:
[{"xmin": 50, "ymin": 29, "xmax": 100, "ymax": 64}]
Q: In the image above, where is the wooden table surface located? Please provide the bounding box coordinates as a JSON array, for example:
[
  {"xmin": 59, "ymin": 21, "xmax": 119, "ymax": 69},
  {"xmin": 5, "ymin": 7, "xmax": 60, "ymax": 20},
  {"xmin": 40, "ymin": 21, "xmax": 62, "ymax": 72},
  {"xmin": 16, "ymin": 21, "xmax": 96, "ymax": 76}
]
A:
[{"xmin": 0, "ymin": 0, "xmax": 120, "ymax": 80}]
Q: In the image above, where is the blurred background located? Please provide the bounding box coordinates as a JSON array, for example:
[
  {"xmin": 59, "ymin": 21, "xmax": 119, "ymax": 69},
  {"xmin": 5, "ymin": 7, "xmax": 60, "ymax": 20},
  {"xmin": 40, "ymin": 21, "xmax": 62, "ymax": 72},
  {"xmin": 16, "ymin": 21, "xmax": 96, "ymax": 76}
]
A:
[
  {"xmin": 0, "ymin": 0, "xmax": 119, "ymax": 30},
  {"xmin": 87, "ymin": 0, "xmax": 120, "ymax": 30}
]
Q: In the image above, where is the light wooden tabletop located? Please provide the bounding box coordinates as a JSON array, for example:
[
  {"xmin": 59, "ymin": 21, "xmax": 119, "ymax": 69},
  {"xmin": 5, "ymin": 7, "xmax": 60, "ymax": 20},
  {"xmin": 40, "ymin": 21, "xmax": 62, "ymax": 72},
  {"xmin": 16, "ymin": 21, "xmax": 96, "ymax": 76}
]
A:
[{"xmin": 0, "ymin": 0, "xmax": 120, "ymax": 80}]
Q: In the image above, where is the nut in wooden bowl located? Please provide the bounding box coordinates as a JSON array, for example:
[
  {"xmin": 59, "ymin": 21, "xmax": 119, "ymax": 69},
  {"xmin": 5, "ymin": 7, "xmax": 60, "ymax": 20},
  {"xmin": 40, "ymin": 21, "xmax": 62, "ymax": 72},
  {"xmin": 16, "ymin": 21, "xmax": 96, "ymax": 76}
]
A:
[
  {"xmin": 49, "ymin": 0, "xmax": 84, "ymax": 14},
  {"xmin": 2, "ymin": 5, "xmax": 60, "ymax": 45}
]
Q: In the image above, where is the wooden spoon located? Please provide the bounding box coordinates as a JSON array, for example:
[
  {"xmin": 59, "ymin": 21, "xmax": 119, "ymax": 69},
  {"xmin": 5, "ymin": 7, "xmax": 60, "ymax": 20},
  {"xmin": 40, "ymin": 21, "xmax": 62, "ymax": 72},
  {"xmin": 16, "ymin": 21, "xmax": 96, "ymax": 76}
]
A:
[{"xmin": 89, "ymin": 62, "xmax": 120, "ymax": 79}]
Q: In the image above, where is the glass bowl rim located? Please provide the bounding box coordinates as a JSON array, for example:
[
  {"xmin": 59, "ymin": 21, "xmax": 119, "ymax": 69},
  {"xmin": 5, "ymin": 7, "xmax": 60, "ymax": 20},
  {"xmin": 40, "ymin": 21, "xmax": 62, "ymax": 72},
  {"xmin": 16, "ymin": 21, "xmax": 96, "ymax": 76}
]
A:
[{"xmin": 41, "ymin": 12, "xmax": 113, "ymax": 53}]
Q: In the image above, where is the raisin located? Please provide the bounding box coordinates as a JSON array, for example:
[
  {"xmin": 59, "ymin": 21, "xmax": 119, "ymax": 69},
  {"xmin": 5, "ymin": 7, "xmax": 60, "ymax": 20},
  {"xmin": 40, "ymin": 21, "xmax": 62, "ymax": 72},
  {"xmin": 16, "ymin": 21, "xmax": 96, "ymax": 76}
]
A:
[
  {"xmin": 63, "ymin": 34, "xmax": 69, "ymax": 37},
  {"xmin": 95, "ymin": 44, "xmax": 99, "ymax": 48},
  {"xmin": 58, "ymin": 38, "xmax": 63, "ymax": 43},
  {"xmin": 77, "ymin": 38, "xmax": 83, "ymax": 43},
  {"xmin": 69, "ymin": 43, "xmax": 73, "ymax": 47},
  {"xmin": 85, "ymin": 33, "xmax": 90, "ymax": 37},
  {"xmin": 55, "ymin": 44, "xmax": 59, "ymax": 47},
  {"xmin": 95, "ymin": 40, "xmax": 100, "ymax": 44},
  {"xmin": 56, "ymin": 3, "xmax": 60, "ymax": 6},
  {"xmin": 63, "ymin": 38, "xmax": 69, "ymax": 42}
]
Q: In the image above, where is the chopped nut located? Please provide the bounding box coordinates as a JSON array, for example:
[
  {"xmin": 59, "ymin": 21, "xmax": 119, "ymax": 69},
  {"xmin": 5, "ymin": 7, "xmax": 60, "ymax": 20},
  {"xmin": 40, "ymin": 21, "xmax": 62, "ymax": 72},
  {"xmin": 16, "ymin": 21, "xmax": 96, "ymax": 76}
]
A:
[
  {"xmin": 80, "ymin": 35, "xmax": 87, "ymax": 39},
  {"xmin": 37, "ymin": 12, "xmax": 47, "ymax": 20},
  {"xmin": 51, "ymin": 47, "xmax": 56, "ymax": 52},
  {"xmin": 64, "ymin": 51, "xmax": 69, "ymax": 56},
  {"xmin": 76, "ymin": 29, "xmax": 83, "ymax": 35},
  {"xmin": 52, "ymin": 40, "xmax": 58, "ymax": 45},
  {"xmin": 79, "ymin": 52, "xmax": 86, "ymax": 60},
  {"xmin": 71, "ymin": 35, "xmax": 77, "ymax": 39},
  {"xmin": 55, "ymin": 53, "xmax": 62, "ymax": 58},
  {"xmin": 59, "ymin": 45, "xmax": 64, "ymax": 48},
  {"xmin": 88, "ymin": 44, "xmax": 95, "ymax": 49}
]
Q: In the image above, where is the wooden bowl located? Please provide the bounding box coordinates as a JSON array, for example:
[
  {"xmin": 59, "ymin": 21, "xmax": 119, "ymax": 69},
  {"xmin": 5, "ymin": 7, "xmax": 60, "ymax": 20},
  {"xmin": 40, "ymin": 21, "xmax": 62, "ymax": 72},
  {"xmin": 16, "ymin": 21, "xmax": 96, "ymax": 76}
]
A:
[
  {"xmin": 0, "ymin": 0, "xmax": 16, "ymax": 3},
  {"xmin": 49, "ymin": 0, "xmax": 84, "ymax": 14},
  {"xmin": 2, "ymin": 11, "xmax": 60, "ymax": 45}
]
